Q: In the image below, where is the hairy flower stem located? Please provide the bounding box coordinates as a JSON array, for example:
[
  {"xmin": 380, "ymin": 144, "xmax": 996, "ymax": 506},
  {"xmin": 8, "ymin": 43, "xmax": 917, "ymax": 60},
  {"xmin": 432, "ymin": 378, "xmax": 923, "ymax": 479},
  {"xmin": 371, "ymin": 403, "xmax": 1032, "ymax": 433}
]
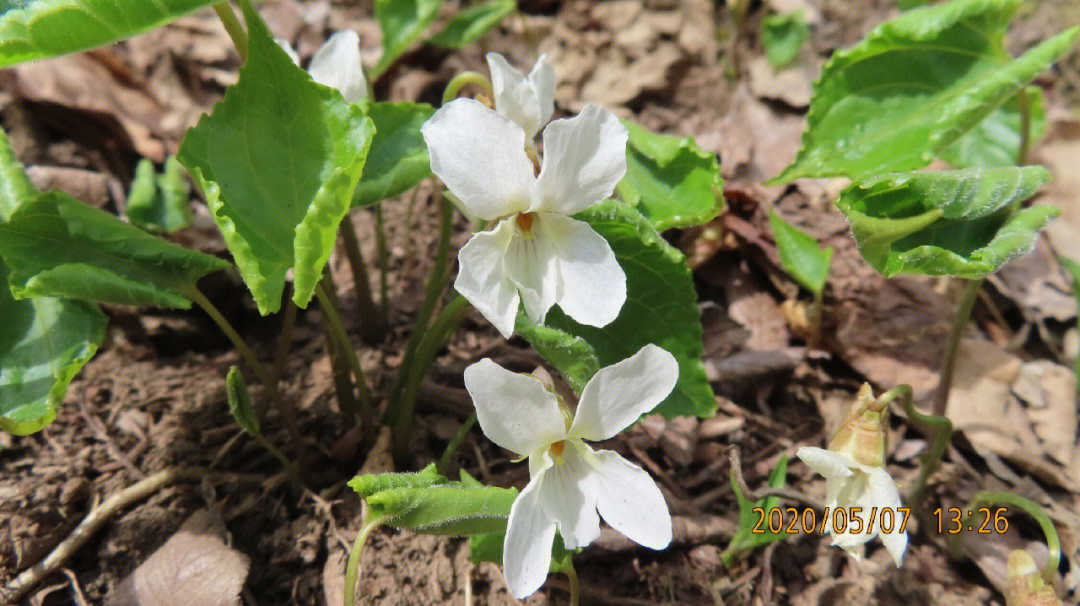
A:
[
  {"xmin": 185, "ymin": 286, "xmax": 303, "ymax": 443},
  {"xmin": 1017, "ymin": 87, "xmax": 1032, "ymax": 165},
  {"xmin": 317, "ymin": 275, "xmax": 362, "ymax": 419},
  {"xmin": 564, "ymin": 557, "xmax": 581, "ymax": 606},
  {"xmin": 882, "ymin": 384, "xmax": 952, "ymax": 505},
  {"xmin": 932, "ymin": 279, "xmax": 982, "ymax": 417},
  {"xmin": 392, "ymin": 295, "xmax": 470, "ymax": 466},
  {"xmin": 436, "ymin": 413, "xmax": 477, "ymax": 474},
  {"xmin": 270, "ymin": 298, "xmax": 297, "ymax": 392},
  {"xmin": 375, "ymin": 203, "xmax": 390, "ymax": 329},
  {"xmin": 344, "ymin": 517, "xmax": 380, "ymax": 606},
  {"xmin": 442, "ymin": 71, "xmax": 494, "ymax": 105},
  {"xmin": 213, "ymin": 2, "xmax": 247, "ymax": 62},
  {"xmin": 340, "ymin": 212, "xmax": 384, "ymax": 342},
  {"xmin": 957, "ymin": 492, "xmax": 1060, "ymax": 581},
  {"xmin": 314, "ymin": 283, "xmax": 374, "ymax": 428},
  {"xmin": 386, "ymin": 198, "xmax": 455, "ymax": 423}
]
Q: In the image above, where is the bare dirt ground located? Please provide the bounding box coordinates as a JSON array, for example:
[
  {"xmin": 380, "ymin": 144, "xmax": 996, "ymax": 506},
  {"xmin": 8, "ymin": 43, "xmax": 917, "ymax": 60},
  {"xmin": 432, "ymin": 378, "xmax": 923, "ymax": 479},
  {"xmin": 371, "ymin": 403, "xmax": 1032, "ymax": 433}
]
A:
[{"xmin": 2, "ymin": 0, "xmax": 1079, "ymax": 604}]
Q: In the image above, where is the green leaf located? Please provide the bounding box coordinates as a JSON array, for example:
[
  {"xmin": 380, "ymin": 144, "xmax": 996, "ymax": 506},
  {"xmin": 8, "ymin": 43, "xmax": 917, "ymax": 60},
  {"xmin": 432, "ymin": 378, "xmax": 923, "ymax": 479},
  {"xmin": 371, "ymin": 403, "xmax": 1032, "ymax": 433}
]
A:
[
  {"xmin": 615, "ymin": 120, "xmax": 724, "ymax": 231},
  {"xmin": 0, "ymin": 191, "xmax": 229, "ymax": 308},
  {"xmin": 225, "ymin": 366, "xmax": 259, "ymax": 435},
  {"xmin": 771, "ymin": 0, "xmax": 1079, "ymax": 182},
  {"xmin": 372, "ymin": 0, "xmax": 442, "ymax": 78},
  {"xmin": 538, "ymin": 201, "xmax": 715, "ymax": 418},
  {"xmin": 352, "ymin": 101, "xmax": 435, "ymax": 207},
  {"xmin": 940, "ymin": 86, "xmax": 1046, "ymax": 168},
  {"xmin": 515, "ymin": 312, "xmax": 600, "ymax": 393},
  {"xmin": 365, "ymin": 484, "xmax": 518, "ymax": 535},
  {"xmin": 721, "ymin": 455, "xmax": 790, "ymax": 566},
  {"xmin": 768, "ymin": 208, "xmax": 833, "ymax": 295},
  {"xmin": 836, "ymin": 166, "xmax": 1056, "ymax": 278},
  {"xmin": 0, "ymin": 129, "xmax": 35, "ymax": 220},
  {"xmin": 347, "ymin": 463, "xmax": 450, "ymax": 498},
  {"xmin": 178, "ymin": 0, "xmax": 375, "ymax": 314},
  {"xmin": 1060, "ymin": 256, "xmax": 1080, "ymax": 385},
  {"xmin": 0, "ymin": 0, "xmax": 216, "ymax": 67},
  {"xmin": 0, "ymin": 257, "xmax": 107, "ymax": 435},
  {"xmin": 428, "ymin": 0, "xmax": 515, "ymax": 49},
  {"xmin": 126, "ymin": 156, "xmax": 193, "ymax": 234},
  {"xmin": 761, "ymin": 11, "xmax": 808, "ymax": 68}
]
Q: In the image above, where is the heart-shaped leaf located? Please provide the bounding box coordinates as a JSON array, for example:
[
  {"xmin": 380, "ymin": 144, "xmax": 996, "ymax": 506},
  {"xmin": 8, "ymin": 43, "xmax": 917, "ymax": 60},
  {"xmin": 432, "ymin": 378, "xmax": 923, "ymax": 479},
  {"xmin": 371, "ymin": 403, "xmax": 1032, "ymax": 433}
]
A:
[
  {"xmin": 772, "ymin": 0, "xmax": 1078, "ymax": 181},
  {"xmin": 836, "ymin": 166, "xmax": 1056, "ymax": 279},
  {"xmin": 428, "ymin": 0, "xmax": 515, "ymax": 49},
  {"xmin": 615, "ymin": 119, "xmax": 724, "ymax": 231},
  {"xmin": 371, "ymin": 0, "xmax": 442, "ymax": 78},
  {"xmin": 940, "ymin": 86, "xmax": 1046, "ymax": 169},
  {"xmin": 126, "ymin": 156, "xmax": 193, "ymax": 234},
  {"xmin": 178, "ymin": 0, "xmax": 375, "ymax": 314},
  {"xmin": 529, "ymin": 201, "xmax": 715, "ymax": 419},
  {"xmin": 352, "ymin": 101, "xmax": 435, "ymax": 207},
  {"xmin": 768, "ymin": 208, "xmax": 833, "ymax": 296},
  {"xmin": 0, "ymin": 0, "xmax": 216, "ymax": 67},
  {"xmin": 515, "ymin": 312, "xmax": 600, "ymax": 393}
]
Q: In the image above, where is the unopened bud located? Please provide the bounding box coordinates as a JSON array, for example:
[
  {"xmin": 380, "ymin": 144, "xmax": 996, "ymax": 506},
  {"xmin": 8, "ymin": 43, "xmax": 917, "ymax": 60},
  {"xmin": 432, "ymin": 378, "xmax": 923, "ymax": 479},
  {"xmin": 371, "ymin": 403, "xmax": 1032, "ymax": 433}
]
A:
[
  {"xmin": 828, "ymin": 383, "xmax": 887, "ymax": 467},
  {"xmin": 1005, "ymin": 550, "xmax": 1061, "ymax": 606}
]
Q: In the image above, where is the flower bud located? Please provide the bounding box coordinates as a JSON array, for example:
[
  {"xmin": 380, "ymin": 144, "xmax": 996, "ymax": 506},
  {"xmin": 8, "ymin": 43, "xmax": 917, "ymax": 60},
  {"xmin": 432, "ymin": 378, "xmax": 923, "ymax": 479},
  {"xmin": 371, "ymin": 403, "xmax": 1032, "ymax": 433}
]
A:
[
  {"xmin": 828, "ymin": 383, "xmax": 888, "ymax": 468},
  {"xmin": 1005, "ymin": 550, "xmax": 1061, "ymax": 606}
]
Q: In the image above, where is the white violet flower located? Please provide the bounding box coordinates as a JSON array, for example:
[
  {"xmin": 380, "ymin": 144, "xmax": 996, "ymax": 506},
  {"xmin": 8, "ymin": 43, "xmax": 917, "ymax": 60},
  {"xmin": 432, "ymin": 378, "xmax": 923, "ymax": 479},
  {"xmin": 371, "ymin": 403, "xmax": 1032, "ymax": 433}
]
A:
[
  {"xmin": 486, "ymin": 52, "xmax": 555, "ymax": 141},
  {"xmin": 796, "ymin": 384, "xmax": 908, "ymax": 566},
  {"xmin": 421, "ymin": 98, "xmax": 629, "ymax": 338},
  {"xmin": 277, "ymin": 30, "xmax": 369, "ymax": 103},
  {"xmin": 464, "ymin": 344, "xmax": 678, "ymax": 598}
]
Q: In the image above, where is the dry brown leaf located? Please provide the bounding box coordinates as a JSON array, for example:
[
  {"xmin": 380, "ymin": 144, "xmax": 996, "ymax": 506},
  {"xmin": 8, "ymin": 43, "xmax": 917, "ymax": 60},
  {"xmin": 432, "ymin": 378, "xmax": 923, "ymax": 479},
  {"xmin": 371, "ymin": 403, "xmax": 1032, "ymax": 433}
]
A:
[
  {"xmin": 747, "ymin": 55, "xmax": 815, "ymax": 108},
  {"xmin": 1033, "ymin": 116, "xmax": 1080, "ymax": 263},
  {"xmin": 717, "ymin": 83, "xmax": 805, "ymax": 198},
  {"xmin": 107, "ymin": 510, "xmax": 250, "ymax": 606}
]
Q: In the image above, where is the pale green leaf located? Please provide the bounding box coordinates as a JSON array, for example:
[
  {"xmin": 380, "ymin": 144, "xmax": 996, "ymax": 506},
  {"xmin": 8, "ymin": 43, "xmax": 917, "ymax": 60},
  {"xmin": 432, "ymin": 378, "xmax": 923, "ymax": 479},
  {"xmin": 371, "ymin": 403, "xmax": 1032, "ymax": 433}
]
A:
[
  {"xmin": 836, "ymin": 166, "xmax": 1056, "ymax": 278},
  {"xmin": 772, "ymin": 0, "xmax": 1078, "ymax": 181},
  {"xmin": 0, "ymin": 127, "xmax": 35, "ymax": 219},
  {"xmin": 940, "ymin": 86, "xmax": 1046, "ymax": 168},
  {"xmin": 366, "ymin": 484, "xmax": 517, "ymax": 535},
  {"xmin": 515, "ymin": 312, "xmax": 600, "ymax": 393},
  {"xmin": 178, "ymin": 0, "xmax": 375, "ymax": 314},
  {"xmin": 768, "ymin": 208, "xmax": 833, "ymax": 295},
  {"xmin": 348, "ymin": 463, "xmax": 450, "ymax": 498},
  {"xmin": 537, "ymin": 201, "xmax": 715, "ymax": 419},
  {"xmin": 0, "ymin": 0, "xmax": 217, "ymax": 67},
  {"xmin": 615, "ymin": 120, "xmax": 724, "ymax": 231},
  {"xmin": 126, "ymin": 156, "xmax": 193, "ymax": 234},
  {"xmin": 761, "ymin": 11, "xmax": 807, "ymax": 68},
  {"xmin": 0, "ymin": 190, "xmax": 229, "ymax": 308},
  {"xmin": 372, "ymin": 0, "xmax": 442, "ymax": 78},
  {"xmin": 225, "ymin": 366, "xmax": 259, "ymax": 436},
  {"xmin": 352, "ymin": 101, "xmax": 434, "ymax": 207},
  {"xmin": 721, "ymin": 455, "xmax": 789, "ymax": 566},
  {"xmin": 428, "ymin": 0, "xmax": 515, "ymax": 49}
]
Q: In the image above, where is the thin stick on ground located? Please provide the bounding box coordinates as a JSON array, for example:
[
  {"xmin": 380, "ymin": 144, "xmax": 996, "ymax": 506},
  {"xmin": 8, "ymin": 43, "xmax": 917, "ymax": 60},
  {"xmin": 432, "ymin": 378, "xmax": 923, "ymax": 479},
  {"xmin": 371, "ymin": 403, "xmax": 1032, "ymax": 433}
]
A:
[{"xmin": 728, "ymin": 446, "xmax": 824, "ymax": 511}]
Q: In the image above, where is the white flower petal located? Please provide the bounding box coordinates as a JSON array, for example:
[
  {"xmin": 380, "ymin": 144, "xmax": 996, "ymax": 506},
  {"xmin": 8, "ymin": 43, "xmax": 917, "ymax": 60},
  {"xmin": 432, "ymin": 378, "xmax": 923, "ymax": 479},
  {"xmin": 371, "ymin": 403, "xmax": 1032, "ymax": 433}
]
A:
[
  {"xmin": 454, "ymin": 220, "xmax": 519, "ymax": 338},
  {"xmin": 308, "ymin": 30, "xmax": 369, "ymax": 103},
  {"xmin": 797, "ymin": 447, "xmax": 857, "ymax": 482},
  {"xmin": 487, "ymin": 52, "xmax": 543, "ymax": 140},
  {"xmin": 504, "ymin": 223, "xmax": 558, "ymax": 326},
  {"xmin": 275, "ymin": 38, "xmax": 301, "ymax": 65},
  {"xmin": 589, "ymin": 449, "xmax": 672, "ymax": 549},
  {"xmin": 538, "ymin": 443, "xmax": 600, "ymax": 549},
  {"xmin": 570, "ymin": 344, "xmax": 678, "ymax": 441},
  {"xmin": 464, "ymin": 359, "xmax": 567, "ymax": 457},
  {"xmin": 531, "ymin": 105, "xmax": 628, "ymax": 215},
  {"xmin": 868, "ymin": 468, "xmax": 907, "ymax": 566},
  {"xmin": 422, "ymin": 99, "xmax": 534, "ymax": 221},
  {"xmin": 536, "ymin": 213, "xmax": 626, "ymax": 328},
  {"xmin": 503, "ymin": 473, "xmax": 557, "ymax": 599},
  {"xmin": 528, "ymin": 54, "xmax": 556, "ymax": 131}
]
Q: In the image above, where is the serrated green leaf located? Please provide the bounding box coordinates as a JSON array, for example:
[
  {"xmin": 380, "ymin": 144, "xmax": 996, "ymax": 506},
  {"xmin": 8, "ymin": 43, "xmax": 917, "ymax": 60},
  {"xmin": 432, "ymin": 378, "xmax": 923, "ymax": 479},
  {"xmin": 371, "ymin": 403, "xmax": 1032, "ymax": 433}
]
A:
[
  {"xmin": 225, "ymin": 366, "xmax": 259, "ymax": 435},
  {"xmin": 515, "ymin": 312, "xmax": 600, "ymax": 393},
  {"xmin": 940, "ymin": 86, "xmax": 1046, "ymax": 168},
  {"xmin": 615, "ymin": 120, "xmax": 724, "ymax": 231},
  {"xmin": 428, "ymin": 0, "xmax": 514, "ymax": 49},
  {"xmin": 761, "ymin": 11, "xmax": 807, "ymax": 68},
  {"xmin": 178, "ymin": 0, "xmax": 375, "ymax": 314},
  {"xmin": 347, "ymin": 463, "xmax": 450, "ymax": 498},
  {"xmin": 0, "ymin": 190, "xmax": 229, "ymax": 308},
  {"xmin": 0, "ymin": 130, "xmax": 35, "ymax": 219},
  {"xmin": 722, "ymin": 455, "xmax": 789, "ymax": 566},
  {"xmin": 365, "ymin": 484, "xmax": 517, "ymax": 535},
  {"xmin": 352, "ymin": 101, "xmax": 434, "ymax": 207},
  {"xmin": 772, "ymin": 0, "xmax": 1078, "ymax": 182},
  {"xmin": 126, "ymin": 157, "xmax": 193, "ymax": 234},
  {"xmin": 372, "ymin": 0, "xmax": 442, "ymax": 78},
  {"xmin": 836, "ymin": 166, "xmax": 1056, "ymax": 278},
  {"xmin": 768, "ymin": 208, "xmax": 833, "ymax": 295},
  {"xmin": 0, "ymin": 0, "xmax": 216, "ymax": 68},
  {"xmin": 537, "ymin": 201, "xmax": 715, "ymax": 419}
]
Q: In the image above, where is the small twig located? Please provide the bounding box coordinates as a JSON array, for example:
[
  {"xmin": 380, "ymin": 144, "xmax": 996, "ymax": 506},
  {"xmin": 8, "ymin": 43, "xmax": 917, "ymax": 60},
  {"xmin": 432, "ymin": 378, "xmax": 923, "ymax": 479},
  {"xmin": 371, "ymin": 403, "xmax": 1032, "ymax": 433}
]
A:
[
  {"xmin": 1, "ymin": 467, "xmax": 213, "ymax": 603},
  {"xmin": 728, "ymin": 446, "xmax": 824, "ymax": 511}
]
